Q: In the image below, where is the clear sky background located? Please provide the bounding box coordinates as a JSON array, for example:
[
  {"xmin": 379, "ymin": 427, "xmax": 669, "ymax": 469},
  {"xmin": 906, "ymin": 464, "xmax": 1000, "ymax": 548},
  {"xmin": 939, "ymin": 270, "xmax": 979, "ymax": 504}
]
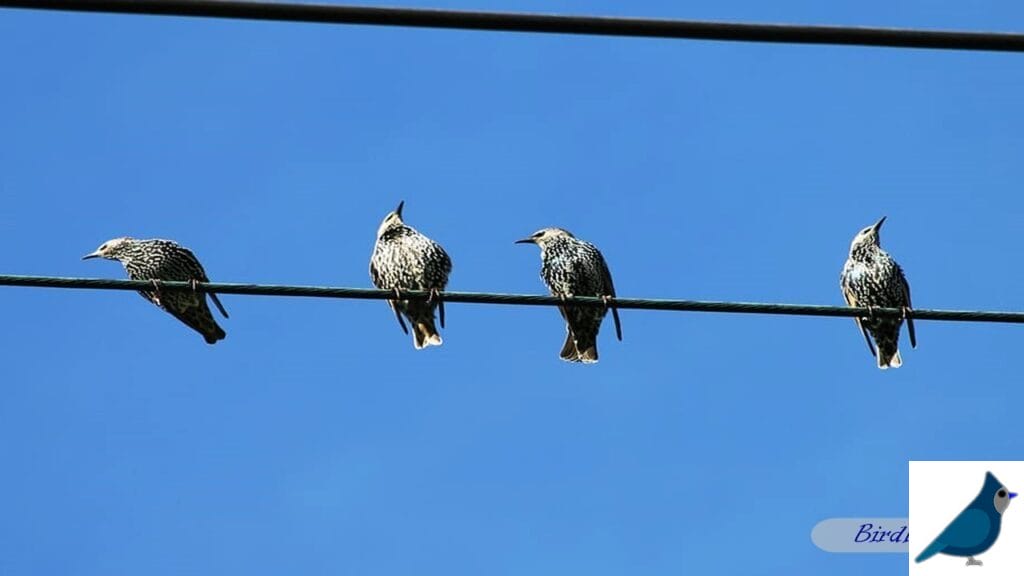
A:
[{"xmin": 1, "ymin": 1, "xmax": 1023, "ymax": 574}]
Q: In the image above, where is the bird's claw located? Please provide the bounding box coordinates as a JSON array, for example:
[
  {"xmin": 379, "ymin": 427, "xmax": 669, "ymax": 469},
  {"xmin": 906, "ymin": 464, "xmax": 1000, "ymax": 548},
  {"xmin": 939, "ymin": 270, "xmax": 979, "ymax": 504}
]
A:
[
  {"xmin": 190, "ymin": 279, "xmax": 201, "ymax": 293},
  {"xmin": 901, "ymin": 306, "xmax": 911, "ymax": 320},
  {"xmin": 387, "ymin": 288, "xmax": 410, "ymax": 334},
  {"xmin": 429, "ymin": 288, "xmax": 446, "ymax": 329},
  {"xmin": 603, "ymin": 294, "xmax": 624, "ymax": 342},
  {"xmin": 866, "ymin": 305, "xmax": 877, "ymax": 319},
  {"xmin": 149, "ymin": 279, "xmax": 163, "ymax": 306}
]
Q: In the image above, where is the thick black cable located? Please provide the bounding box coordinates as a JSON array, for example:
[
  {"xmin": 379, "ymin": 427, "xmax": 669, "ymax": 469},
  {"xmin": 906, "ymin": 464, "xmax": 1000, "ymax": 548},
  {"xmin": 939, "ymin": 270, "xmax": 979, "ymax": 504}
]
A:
[
  {"xmin": 2, "ymin": 274, "xmax": 1022, "ymax": 324},
  {"xmin": 3, "ymin": 0, "xmax": 1024, "ymax": 52}
]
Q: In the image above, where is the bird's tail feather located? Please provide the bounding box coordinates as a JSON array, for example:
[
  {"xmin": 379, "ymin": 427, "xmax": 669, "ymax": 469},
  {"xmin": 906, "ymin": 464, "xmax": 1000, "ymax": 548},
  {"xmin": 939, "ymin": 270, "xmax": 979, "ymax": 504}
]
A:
[
  {"xmin": 204, "ymin": 325, "xmax": 227, "ymax": 345},
  {"xmin": 560, "ymin": 332, "xmax": 581, "ymax": 362},
  {"xmin": 171, "ymin": 306, "xmax": 226, "ymax": 345},
  {"xmin": 877, "ymin": 347, "xmax": 901, "ymax": 369},
  {"xmin": 873, "ymin": 329, "xmax": 902, "ymax": 369},
  {"xmin": 578, "ymin": 345, "xmax": 599, "ymax": 363},
  {"xmin": 412, "ymin": 320, "xmax": 442, "ymax": 350},
  {"xmin": 914, "ymin": 540, "xmax": 944, "ymax": 563},
  {"xmin": 559, "ymin": 330, "xmax": 598, "ymax": 364}
]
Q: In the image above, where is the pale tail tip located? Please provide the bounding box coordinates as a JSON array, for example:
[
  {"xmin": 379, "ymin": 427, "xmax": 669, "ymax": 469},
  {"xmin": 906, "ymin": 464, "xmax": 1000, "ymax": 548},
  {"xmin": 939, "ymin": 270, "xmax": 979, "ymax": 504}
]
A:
[{"xmin": 877, "ymin": 350, "xmax": 902, "ymax": 369}]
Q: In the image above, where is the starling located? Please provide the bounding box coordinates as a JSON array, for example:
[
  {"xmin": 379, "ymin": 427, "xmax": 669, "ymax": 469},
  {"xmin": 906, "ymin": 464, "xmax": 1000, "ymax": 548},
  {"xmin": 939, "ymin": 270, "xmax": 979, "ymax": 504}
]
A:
[
  {"xmin": 516, "ymin": 228, "xmax": 622, "ymax": 363},
  {"xmin": 369, "ymin": 201, "xmax": 452, "ymax": 349},
  {"xmin": 840, "ymin": 217, "xmax": 916, "ymax": 369},
  {"xmin": 83, "ymin": 237, "xmax": 229, "ymax": 344}
]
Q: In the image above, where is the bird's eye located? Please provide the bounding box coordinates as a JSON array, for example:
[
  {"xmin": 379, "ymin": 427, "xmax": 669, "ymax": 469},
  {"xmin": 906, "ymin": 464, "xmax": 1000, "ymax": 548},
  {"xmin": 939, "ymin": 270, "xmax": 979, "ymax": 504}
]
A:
[{"xmin": 999, "ymin": 490, "xmax": 1007, "ymax": 498}]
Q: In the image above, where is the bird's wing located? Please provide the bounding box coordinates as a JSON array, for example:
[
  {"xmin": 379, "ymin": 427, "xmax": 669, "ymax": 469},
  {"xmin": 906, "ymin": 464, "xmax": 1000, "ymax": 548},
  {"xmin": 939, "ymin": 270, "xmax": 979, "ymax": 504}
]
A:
[
  {"xmin": 196, "ymin": 270, "xmax": 229, "ymax": 319},
  {"xmin": 898, "ymin": 265, "xmax": 916, "ymax": 348},
  {"xmin": 163, "ymin": 293, "xmax": 226, "ymax": 344},
  {"xmin": 842, "ymin": 283, "xmax": 876, "ymax": 357},
  {"xmin": 137, "ymin": 289, "xmax": 162, "ymax": 308},
  {"xmin": 369, "ymin": 256, "xmax": 383, "ymax": 288},
  {"xmin": 437, "ymin": 242, "xmax": 453, "ymax": 280},
  {"xmin": 369, "ymin": 253, "xmax": 410, "ymax": 334},
  {"xmin": 178, "ymin": 245, "xmax": 230, "ymax": 320},
  {"xmin": 596, "ymin": 251, "xmax": 622, "ymax": 341},
  {"xmin": 916, "ymin": 507, "xmax": 990, "ymax": 563}
]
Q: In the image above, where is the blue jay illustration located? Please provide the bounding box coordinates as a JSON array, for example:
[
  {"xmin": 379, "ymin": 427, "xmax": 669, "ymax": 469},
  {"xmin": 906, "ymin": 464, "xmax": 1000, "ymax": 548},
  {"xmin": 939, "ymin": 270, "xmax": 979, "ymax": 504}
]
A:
[{"xmin": 915, "ymin": 472, "xmax": 1017, "ymax": 566}]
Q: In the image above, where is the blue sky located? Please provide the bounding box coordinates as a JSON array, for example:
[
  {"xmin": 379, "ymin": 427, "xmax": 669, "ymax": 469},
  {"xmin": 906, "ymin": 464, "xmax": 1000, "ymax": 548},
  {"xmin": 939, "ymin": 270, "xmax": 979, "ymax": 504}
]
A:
[{"xmin": 1, "ymin": 1, "xmax": 1023, "ymax": 574}]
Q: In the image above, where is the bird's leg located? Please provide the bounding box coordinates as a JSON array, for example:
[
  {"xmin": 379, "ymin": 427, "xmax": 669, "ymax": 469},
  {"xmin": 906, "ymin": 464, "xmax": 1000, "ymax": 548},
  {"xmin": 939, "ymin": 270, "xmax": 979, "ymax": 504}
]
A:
[
  {"xmin": 391, "ymin": 288, "xmax": 409, "ymax": 334},
  {"xmin": 966, "ymin": 556, "xmax": 983, "ymax": 567},
  {"xmin": 866, "ymin": 305, "xmax": 877, "ymax": 319},
  {"xmin": 429, "ymin": 288, "xmax": 446, "ymax": 329},
  {"xmin": 901, "ymin": 306, "xmax": 911, "ymax": 320},
  {"xmin": 190, "ymin": 278, "xmax": 200, "ymax": 293},
  {"xmin": 150, "ymin": 279, "xmax": 163, "ymax": 306},
  {"xmin": 603, "ymin": 294, "xmax": 623, "ymax": 341}
]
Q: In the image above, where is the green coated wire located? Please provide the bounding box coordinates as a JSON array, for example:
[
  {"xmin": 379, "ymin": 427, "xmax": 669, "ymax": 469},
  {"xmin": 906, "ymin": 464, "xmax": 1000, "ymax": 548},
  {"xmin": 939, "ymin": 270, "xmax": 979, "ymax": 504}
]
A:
[{"xmin": 2, "ymin": 274, "xmax": 1023, "ymax": 324}]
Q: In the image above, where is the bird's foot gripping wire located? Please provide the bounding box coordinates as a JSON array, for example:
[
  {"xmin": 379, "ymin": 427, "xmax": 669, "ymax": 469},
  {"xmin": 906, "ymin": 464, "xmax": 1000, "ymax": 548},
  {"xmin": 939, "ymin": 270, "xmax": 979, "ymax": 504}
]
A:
[
  {"xmin": 901, "ymin": 306, "xmax": 912, "ymax": 320},
  {"xmin": 966, "ymin": 557, "xmax": 983, "ymax": 567},
  {"xmin": 428, "ymin": 288, "xmax": 445, "ymax": 329},
  {"xmin": 149, "ymin": 279, "xmax": 163, "ymax": 306},
  {"xmin": 391, "ymin": 288, "xmax": 409, "ymax": 334},
  {"xmin": 602, "ymin": 294, "xmax": 623, "ymax": 341},
  {"xmin": 190, "ymin": 279, "xmax": 201, "ymax": 293},
  {"xmin": 866, "ymin": 305, "xmax": 877, "ymax": 319}
]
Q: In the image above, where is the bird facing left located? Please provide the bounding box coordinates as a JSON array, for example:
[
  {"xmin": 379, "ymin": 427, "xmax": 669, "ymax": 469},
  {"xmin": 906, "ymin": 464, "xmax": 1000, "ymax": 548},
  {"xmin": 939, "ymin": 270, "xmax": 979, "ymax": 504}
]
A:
[
  {"xmin": 369, "ymin": 201, "xmax": 453, "ymax": 349},
  {"xmin": 83, "ymin": 237, "xmax": 229, "ymax": 344}
]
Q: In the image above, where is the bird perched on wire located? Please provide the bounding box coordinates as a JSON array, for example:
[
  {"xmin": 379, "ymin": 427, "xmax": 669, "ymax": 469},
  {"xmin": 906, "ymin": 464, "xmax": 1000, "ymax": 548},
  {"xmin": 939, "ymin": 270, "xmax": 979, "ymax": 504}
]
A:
[
  {"xmin": 840, "ymin": 216, "xmax": 916, "ymax": 369},
  {"xmin": 516, "ymin": 228, "xmax": 621, "ymax": 363},
  {"xmin": 370, "ymin": 201, "xmax": 452, "ymax": 349},
  {"xmin": 83, "ymin": 237, "xmax": 229, "ymax": 344},
  {"xmin": 915, "ymin": 471, "xmax": 1017, "ymax": 566}
]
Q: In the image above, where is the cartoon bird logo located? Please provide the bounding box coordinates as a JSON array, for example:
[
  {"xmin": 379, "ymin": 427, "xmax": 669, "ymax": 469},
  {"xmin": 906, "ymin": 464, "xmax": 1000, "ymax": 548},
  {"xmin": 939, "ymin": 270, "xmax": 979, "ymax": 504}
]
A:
[{"xmin": 915, "ymin": 471, "xmax": 1017, "ymax": 566}]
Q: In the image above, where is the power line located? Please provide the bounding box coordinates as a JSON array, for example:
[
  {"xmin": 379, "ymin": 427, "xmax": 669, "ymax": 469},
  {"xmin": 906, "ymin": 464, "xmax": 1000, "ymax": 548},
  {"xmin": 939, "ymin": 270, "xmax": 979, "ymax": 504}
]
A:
[
  {"xmin": 3, "ymin": 0, "xmax": 1024, "ymax": 53},
  {"xmin": 1, "ymin": 274, "xmax": 1022, "ymax": 324}
]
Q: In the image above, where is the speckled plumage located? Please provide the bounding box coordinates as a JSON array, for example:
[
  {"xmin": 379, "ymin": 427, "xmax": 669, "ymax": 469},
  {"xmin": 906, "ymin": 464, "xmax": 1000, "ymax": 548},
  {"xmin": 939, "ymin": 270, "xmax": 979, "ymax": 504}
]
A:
[
  {"xmin": 83, "ymin": 237, "xmax": 228, "ymax": 344},
  {"xmin": 840, "ymin": 217, "xmax": 916, "ymax": 369},
  {"xmin": 370, "ymin": 202, "xmax": 452, "ymax": 349},
  {"xmin": 517, "ymin": 228, "xmax": 622, "ymax": 363}
]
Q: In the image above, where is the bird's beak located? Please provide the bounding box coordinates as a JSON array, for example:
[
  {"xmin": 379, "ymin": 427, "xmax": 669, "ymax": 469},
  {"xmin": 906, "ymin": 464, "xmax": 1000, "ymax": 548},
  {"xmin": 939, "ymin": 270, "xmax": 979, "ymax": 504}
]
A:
[
  {"xmin": 514, "ymin": 236, "xmax": 535, "ymax": 244},
  {"xmin": 1010, "ymin": 492, "xmax": 1018, "ymax": 500},
  {"xmin": 394, "ymin": 201, "xmax": 404, "ymax": 218},
  {"xmin": 82, "ymin": 250, "xmax": 101, "ymax": 260},
  {"xmin": 872, "ymin": 216, "xmax": 887, "ymax": 232}
]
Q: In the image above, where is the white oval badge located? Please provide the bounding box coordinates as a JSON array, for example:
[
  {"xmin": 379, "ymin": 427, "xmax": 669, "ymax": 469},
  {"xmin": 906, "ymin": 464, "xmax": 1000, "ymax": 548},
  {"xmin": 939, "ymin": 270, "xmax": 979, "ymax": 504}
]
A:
[{"xmin": 811, "ymin": 518, "xmax": 909, "ymax": 553}]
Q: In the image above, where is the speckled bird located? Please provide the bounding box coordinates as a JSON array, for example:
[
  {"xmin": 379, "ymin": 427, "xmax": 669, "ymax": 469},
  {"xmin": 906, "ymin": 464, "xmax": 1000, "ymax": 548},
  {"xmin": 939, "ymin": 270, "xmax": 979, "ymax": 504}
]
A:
[
  {"xmin": 840, "ymin": 217, "xmax": 916, "ymax": 369},
  {"xmin": 83, "ymin": 237, "xmax": 229, "ymax": 344},
  {"xmin": 516, "ymin": 228, "xmax": 622, "ymax": 363},
  {"xmin": 369, "ymin": 201, "xmax": 452, "ymax": 349}
]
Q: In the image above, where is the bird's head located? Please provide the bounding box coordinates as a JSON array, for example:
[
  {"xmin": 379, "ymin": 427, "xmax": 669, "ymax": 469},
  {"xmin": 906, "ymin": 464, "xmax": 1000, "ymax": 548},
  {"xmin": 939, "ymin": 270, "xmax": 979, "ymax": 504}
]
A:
[
  {"xmin": 376, "ymin": 201, "xmax": 407, "ymax": 239},
  {"xmin": 83, "ymin": 237, "xmax": 136, "ymax": 262},
  {"xmin": 515, "ymin": 227, "xmax": 575, "ymax": 249},
  {"xmin": 995, "ymin": 486, "xmax": 1017, "ymax": 515},
  {"xmin": 848, "ymin": 216, "xmax": 886, "ymax": 254},
  {"xmin": 981, "ymin": 472, "xmax": 1017, "ymax": 515}
]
